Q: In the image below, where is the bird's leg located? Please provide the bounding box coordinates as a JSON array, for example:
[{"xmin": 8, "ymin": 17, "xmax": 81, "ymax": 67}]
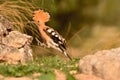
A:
[{"xmin": 35, "ymin": 37, "xmax": 47, "ymax": 48}]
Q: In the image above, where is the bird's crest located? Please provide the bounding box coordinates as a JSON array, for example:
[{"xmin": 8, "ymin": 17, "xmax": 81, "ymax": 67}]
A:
[{"xmin": 33, "ymin": 9, "xmax": 50, "ymax": 23}]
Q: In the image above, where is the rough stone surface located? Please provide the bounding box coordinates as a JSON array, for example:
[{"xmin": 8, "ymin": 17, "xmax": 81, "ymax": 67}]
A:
[
  {"xmin": 0, "ymin": 15, "xmax": 33, "ymax": 64},
  {"xmin": 0, "ymin": 15, "xmax": 12, "ymax": 39},
  {"xmin": 74, "ymin": 74, "xmax": 103, "ymax": 80},
  {"xmin": 1, "ymin": 31, "xmax": 32, "ymax": 48},
  {"xmin": 79, "ymin": 48, "xmax": 120, "ymax": 80},
  {"xmin": 0, "ymin": 44, "xmax": 24, "ymax": 64}
]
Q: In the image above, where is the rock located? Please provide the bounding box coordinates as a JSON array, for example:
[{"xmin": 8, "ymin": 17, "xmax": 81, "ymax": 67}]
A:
[
  {"xmin": 74, "ymin": 74, "xmax": 103, "ymax": 80},
  {"xmin": 4, "ymin": 77, "xmax": 31, "ymax": 80},
  {"xmin": 1, "ymin": 31, "xmax": 32, "ymax": 48},
  {"xmin": 32, "ymin": 73, "xmax": 41, "ymax": 78},
  {"xmin": 0, "ymin": 44, "xmax": 24, "ymax": 64},
  {"xmin": 0, "ymin": 74, "xmax": 4, "ymax": 79},
  {"xmin": 54, "ymin": 70, "xmax": 66, "ymax": 80},
  {"xmin": 0, "ymin": 15, "xmax": 12, "ymax": 38},
  {"xmin": 0, "ymin": 15, "xmax": 33, "ymax": 64},
  {"xmin": 79, "ymin": 48, "xmax": 120, "ymax": 80}
]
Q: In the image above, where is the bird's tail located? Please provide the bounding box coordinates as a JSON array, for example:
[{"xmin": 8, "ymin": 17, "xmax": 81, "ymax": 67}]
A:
[
  {"xmin": 57, "ymin": 46, "xmax": 72, "ymax": 60},
  {"xmin": 63, "ymin": 51, "xmax": 72, "ymax": 60}
]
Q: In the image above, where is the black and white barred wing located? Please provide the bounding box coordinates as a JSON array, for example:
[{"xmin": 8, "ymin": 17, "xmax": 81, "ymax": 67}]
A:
[
  {"xmin": 44, "ymin": 27, "xmax": 67, "ymax": 50},
  {"xmin": 44, "ymin": 27, "xmax": 72, "ymax": 60}
]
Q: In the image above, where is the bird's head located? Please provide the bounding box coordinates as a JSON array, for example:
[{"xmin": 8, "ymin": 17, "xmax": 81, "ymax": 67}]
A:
[{"xmin": 33, "ymin": 9, "xmax": 50, "ymax": 25}]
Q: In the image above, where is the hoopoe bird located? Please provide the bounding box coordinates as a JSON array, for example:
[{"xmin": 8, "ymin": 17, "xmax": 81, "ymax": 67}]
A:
[{"xmin": 33, "ymin": 9, "xmax": 72, "ymax": 60}]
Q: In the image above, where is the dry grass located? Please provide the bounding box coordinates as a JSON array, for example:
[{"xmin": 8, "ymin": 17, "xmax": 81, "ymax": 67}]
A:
[
  {"xmin": 0, "ymin": 0, "xmax": 120, "ymax": 58},
  {"xmin": 0, "ymin": 0, "xmax": 35, "ymax": 32},
  {"xmin": 69, "ymin": 25, "xmax": 120, "ymax": 58}
]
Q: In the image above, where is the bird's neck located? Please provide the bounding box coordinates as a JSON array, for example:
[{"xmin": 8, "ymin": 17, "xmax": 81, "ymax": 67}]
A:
[{"xmin": 38, "ymin": 22, "xmax": 46, "ymax": 29}]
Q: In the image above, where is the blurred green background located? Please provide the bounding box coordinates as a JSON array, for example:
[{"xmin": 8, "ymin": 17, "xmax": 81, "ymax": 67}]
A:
[{"xmin": 1, "ymin": 0, "xmax": 120, "ymax": 58}]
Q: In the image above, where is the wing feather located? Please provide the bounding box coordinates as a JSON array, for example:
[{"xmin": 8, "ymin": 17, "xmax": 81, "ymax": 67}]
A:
[{"xmin": 43, "ymin": 27, "xmax": 67, "ymax": 49}]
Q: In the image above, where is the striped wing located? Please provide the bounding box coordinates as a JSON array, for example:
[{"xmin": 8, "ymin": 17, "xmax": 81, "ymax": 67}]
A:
[{"xmin": 43, "ymin": 27, "xmax": 67, "ymax": 49}]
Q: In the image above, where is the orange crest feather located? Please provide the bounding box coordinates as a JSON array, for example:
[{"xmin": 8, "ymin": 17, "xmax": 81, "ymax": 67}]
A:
[{"xmin": 33, "ymin": 9, "xmax": 50, "ymax": 23}]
